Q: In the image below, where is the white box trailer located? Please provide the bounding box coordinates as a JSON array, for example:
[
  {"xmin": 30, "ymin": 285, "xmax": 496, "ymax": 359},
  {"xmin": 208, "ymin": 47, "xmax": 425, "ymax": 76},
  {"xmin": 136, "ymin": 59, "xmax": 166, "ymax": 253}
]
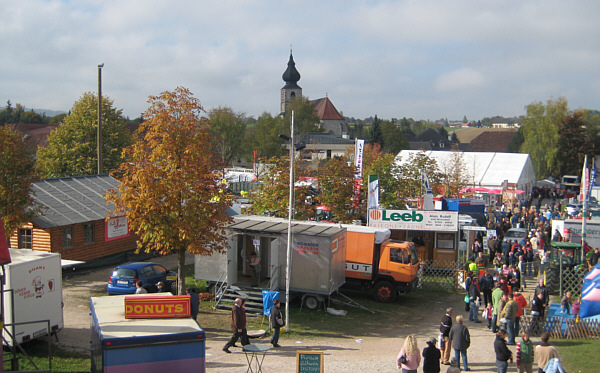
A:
[
  {"xmin": 195, "ymin": 215, "xmax": 347, "ymax": 304},
  {"xmin": 2, "ymin": 249, "xmax": 63, "ymax": 345}
]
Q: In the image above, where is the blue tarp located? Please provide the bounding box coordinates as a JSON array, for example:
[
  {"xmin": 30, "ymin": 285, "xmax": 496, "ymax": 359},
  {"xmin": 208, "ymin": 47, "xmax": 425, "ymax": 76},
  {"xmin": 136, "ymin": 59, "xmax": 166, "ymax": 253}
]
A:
[{"xmin": 262, "ymin": 291, "xmax": 280, "ymax": 316}]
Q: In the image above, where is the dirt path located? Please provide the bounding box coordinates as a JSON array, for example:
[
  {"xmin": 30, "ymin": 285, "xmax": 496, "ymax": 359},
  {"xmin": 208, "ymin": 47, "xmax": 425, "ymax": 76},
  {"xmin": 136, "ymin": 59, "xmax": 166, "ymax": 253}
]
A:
[{"xmin": 59, "ymin": 255, "xmax": 538, "ymax": 372}]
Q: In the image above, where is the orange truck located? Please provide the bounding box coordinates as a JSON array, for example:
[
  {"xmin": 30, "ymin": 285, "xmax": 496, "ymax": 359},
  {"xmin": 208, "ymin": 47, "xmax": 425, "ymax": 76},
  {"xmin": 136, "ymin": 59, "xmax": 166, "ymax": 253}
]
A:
[{"xmin": 344, "ymin": 225, "xmax": 420, "ymax": 302}]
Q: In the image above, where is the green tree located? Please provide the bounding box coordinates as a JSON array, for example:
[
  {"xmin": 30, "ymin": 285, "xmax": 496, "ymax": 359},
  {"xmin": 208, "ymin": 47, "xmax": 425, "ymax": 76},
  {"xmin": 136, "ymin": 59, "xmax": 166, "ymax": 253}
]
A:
[
  {"xmin": 244, "ymin": 112, "xmax": 286, "ymax": 159},
  {"xmin": 370, "ymin": 115, "xmax": 383, "ymax": 147},
  {"xmin": 208, "ymin": 106, "xmax": 247, "ymax": 166},
  {"xmin": 0, "ymin": 126, "xmax": 37, "ymax": 236},
  {"xmin": 106, "ymin": 87, "xmax": 232, "ymax": 295},
  {"xmin": 380, "ymin": 121, "xmax": 407, "ymax": 154},
  {"xmin": 520, "ymin": 97, "xmax": 569, "ymax": 179},
  {"xmin": 247, "ymin": 156, "xmax": 313, "ymax": 220},
  {"xmin": 36, "ymin": 92, "xmax": 131, "ymax": 177},
  {"xmin": 557, "ymin": 111, "xmax": 595, "ymax": 176},
  {"xmin": 283, "ymin": 97, "xmax": 321, "ymax": 135}
]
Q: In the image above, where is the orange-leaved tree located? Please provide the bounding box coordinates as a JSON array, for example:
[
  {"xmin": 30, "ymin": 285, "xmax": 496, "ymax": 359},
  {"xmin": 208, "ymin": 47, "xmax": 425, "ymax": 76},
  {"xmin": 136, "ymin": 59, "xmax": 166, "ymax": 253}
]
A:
[{"xmin": 106, "ymin": 87, "xmax": 232, "ymax": 294}]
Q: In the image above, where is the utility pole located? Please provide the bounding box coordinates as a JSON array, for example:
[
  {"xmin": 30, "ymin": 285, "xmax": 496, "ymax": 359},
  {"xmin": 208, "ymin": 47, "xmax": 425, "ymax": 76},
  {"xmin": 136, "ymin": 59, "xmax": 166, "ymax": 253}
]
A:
[{"xmin": 97, "ymin": 63, "xmax": 104, "ymax": 174}]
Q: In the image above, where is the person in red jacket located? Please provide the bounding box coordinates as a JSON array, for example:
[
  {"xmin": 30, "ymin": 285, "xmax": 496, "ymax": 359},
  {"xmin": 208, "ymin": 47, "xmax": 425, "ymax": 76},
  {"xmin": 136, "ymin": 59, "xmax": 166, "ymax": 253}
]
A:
[{"xmin": 513, "ymin": 290, "xmax": 527, "ymax": 336}]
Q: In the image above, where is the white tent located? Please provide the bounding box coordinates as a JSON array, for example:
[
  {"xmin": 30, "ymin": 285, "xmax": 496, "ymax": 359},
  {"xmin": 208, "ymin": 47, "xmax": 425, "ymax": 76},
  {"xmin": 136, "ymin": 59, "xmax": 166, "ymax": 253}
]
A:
[{"xmin": 396, "ymin": 150, "xmax": 537, "ymax": 192}]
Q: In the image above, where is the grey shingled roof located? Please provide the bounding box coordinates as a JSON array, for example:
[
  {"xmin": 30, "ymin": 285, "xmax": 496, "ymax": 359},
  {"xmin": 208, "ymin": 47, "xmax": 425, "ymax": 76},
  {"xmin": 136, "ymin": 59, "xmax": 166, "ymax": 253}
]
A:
[{"xmin": 31, "ymin": 175, "xmax": 119, "ymax": 229}]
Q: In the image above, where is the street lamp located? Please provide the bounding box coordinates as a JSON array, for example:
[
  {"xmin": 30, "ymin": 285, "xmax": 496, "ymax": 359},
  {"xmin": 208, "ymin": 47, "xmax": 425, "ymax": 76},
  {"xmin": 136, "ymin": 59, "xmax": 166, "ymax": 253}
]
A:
[{"xmin": 97, "ymin": 63, "xmax": 104, "ymax": 175}]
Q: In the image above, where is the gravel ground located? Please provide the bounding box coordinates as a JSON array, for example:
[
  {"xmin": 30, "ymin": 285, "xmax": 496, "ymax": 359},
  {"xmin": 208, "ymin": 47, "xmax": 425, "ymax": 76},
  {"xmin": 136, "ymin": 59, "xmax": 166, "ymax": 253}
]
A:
[{"xmin": 59, "ymin": 254, "xmax": 540, "ymax": 372}]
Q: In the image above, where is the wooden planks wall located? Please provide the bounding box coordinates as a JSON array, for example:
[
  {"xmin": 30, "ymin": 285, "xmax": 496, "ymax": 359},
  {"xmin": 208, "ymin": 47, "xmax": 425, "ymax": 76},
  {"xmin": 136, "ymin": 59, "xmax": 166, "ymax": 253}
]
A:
[{"xmin": 10, "ymin": 220, "xmax": 138, "ymax": 261}]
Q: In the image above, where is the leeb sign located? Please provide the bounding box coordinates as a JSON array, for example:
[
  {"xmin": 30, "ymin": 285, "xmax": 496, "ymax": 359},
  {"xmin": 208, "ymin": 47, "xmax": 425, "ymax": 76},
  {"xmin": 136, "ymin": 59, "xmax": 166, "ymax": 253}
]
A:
[{"xmin": 368, "ymin": 209, "xmax": 458, "ymax": 231}]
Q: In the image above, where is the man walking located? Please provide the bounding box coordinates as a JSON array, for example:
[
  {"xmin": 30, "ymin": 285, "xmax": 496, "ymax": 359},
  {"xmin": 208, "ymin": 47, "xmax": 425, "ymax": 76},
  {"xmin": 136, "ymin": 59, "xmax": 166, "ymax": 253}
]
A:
[
  {"xmin": 449, "ymin": 315, "xmax": 471, "ymax": 371},
  {"xmin": 440, "ymin": 307, "xmax": 453, "ymax": 365},
  {"xmin": 223, "ymin": 298, "xmax": 248, "ymax": 353},
  {"xmin": 500, "ymin": 293, "xmax": 519, "ymax": 345},
  {"xmin": 269, "ymin": 299, "xmax": 284, "ymax": 348}
]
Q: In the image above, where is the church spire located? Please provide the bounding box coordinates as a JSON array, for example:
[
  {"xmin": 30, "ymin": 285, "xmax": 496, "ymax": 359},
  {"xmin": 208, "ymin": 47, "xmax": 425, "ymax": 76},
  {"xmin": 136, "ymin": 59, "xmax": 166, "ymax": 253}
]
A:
[
  {"xmin": 280, "ymin": 49, "xmax": 302, "ymax": 114},
  {"xmin": 282, "ymin": 50, "xmax": 301, "ymax": 87}
]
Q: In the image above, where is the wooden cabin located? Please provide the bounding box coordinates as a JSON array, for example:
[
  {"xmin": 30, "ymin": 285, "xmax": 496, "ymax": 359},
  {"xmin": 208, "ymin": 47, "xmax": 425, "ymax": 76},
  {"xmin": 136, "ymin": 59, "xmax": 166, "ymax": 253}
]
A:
[{"xmin": 9, "ymin": 175, "xmax": 138, "ymax": 261}]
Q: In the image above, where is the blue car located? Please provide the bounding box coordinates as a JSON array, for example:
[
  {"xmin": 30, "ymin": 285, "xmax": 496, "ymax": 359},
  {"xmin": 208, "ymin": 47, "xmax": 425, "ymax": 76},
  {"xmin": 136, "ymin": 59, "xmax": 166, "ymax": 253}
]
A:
[{"xmin": 107, "ymin": 262, "xmax": 177, "ymax": 295}]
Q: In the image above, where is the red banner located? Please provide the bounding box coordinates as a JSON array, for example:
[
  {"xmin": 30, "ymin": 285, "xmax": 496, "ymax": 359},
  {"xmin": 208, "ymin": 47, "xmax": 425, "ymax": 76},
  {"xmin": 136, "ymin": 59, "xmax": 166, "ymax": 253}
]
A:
[{"xmin": 124, "ymin": 295, "xmax": 191, "ymax": 319}]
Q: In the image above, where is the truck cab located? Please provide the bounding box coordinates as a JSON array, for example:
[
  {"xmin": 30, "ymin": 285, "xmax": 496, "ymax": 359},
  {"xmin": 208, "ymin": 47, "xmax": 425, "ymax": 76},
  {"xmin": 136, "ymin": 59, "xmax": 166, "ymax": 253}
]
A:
[{"xmin": 373, "ymin": 240, "xmax": 420, "ymax": 302}]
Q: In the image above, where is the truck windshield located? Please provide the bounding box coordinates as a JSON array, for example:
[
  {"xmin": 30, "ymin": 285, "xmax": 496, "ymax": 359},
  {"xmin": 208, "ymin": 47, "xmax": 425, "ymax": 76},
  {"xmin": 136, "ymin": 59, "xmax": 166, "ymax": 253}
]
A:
[{"xmin": 409, "ymin": 245, "xmax": 419, "ymax": 265}]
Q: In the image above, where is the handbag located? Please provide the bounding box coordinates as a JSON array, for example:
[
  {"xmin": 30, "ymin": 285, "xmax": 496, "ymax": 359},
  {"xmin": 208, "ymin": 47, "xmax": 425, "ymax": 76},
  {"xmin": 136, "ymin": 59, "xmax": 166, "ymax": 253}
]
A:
[
  {"xmin": 464, "ymin": 294, "xmax": 470, "ymax": 303},
  {"xmin": 399, "ymin": 354, "xmax": 408, "ymax": 364}
]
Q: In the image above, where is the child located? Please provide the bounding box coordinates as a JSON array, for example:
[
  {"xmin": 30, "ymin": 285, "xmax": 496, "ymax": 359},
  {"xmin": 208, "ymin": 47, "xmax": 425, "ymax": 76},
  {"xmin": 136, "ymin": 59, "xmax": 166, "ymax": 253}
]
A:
[
  {"xmin": 561, "ymin": 291, "xmax": 572, "ymax": 314},
  {"xmin": 482, "ymin": 302, "xmax": 493, "ymax": 329},
  {"xmin": 516, "ymin": 332, "xmax": 534, "ymax": 373},
  {"xmin": 572, "ymin": 296, "xmax": 580, "ymax": 316}
]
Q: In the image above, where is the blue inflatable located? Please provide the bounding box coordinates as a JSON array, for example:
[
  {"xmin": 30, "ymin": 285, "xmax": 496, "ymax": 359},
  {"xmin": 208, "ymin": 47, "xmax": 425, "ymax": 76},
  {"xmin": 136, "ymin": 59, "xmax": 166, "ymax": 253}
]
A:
[{"xmin": 579, "ymin": 263, "xmax": 600, "ymax": 318}]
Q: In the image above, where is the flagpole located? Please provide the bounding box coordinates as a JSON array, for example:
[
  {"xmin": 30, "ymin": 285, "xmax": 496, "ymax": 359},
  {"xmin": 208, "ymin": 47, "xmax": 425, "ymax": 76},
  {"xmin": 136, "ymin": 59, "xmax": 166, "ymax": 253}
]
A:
[{"xmin": 582, "ymin": 155, "xmax": 588, "ymax": 263}]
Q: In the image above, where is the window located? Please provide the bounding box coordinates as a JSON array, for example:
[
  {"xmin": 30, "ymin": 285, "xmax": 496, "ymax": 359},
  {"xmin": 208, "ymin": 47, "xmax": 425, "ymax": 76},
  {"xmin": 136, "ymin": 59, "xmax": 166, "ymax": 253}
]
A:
[
  {"xmin": 62, "ymin": 227, "xmax": 73, "ymax": 248},
  {"xmin": 18, "ymin": 229, "xmax": 32, "ymax": 249},
  {"xmin": 84, "ymin": 223, "xmax": 94, "ymax": 244}
]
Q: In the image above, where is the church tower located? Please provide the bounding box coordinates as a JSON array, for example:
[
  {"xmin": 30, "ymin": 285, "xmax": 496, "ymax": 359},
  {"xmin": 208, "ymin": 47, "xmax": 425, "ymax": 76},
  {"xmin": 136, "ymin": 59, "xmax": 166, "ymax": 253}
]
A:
[{"xmin": 281, "ymin": 51, "xmax": 302, "ymax": 114}]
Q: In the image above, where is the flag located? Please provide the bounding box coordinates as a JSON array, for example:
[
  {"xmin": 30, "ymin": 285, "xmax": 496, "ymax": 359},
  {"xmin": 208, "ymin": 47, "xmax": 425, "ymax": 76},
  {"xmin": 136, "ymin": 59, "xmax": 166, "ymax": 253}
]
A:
[
  {"xmin": 580, "ymin": 155, "xmax": 588, "ymax": 203},
  {"xmin": 353, "ymin": 139, "xmax": 365, "ymax": 206},
  {"xmin": 368, "ymin": 175, "xmax": 379, "ymax": 210},
  {"xmin": 0, "ymin": 218, "xmax": 11, "ymax": 265},
  {"xmin": 422, "ymin": 172, "xmax": 432, "ymax": 193}
]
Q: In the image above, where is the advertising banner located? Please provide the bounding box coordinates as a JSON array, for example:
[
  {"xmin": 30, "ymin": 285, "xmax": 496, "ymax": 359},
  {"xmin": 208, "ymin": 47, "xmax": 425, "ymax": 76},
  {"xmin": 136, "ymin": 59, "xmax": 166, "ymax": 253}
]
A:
[
  {"xmin": 105, "ymin": 215, "xmax": 130, "ymax": 241},
  {"xmin": 368, "ymin": 209, "xmax": 458, "ymax": 231}
]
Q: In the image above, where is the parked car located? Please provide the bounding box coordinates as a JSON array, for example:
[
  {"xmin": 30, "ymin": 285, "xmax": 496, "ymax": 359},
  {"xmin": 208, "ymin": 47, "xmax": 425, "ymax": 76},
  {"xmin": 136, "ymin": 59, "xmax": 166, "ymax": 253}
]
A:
[
  {"xmin": 107, "ymin": 262, "xmax": 177, "ymax": 295},
  {"xmin": 566, "ymin": 203, "xmax": 582, "ymax": 216},
  {"xmin": 503, "ymin": 228, "xmax": 529, "ymax": 244}
]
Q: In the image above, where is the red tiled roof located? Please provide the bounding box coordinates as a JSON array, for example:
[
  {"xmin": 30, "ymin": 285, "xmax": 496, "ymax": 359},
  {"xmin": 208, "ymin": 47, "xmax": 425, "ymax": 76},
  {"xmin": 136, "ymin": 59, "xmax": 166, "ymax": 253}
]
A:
[
  {"xmin": 468, "ymin": 131, "xmax": 516, "ymax": 152},
  {"xmin": 310, "ymin": 97, "xmax": 343, "ymax": 120}
]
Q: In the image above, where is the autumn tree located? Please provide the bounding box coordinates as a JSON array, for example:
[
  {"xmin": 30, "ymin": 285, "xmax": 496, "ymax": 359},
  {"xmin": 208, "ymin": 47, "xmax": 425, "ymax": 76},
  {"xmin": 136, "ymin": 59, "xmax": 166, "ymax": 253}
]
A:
[
  {"xmin": 247, "ymin": 156, "xmax": 313, "ymax": 220},
  {"xmin": 438, "ymin": 146, "xmax": 469, "ymax": 197},
  {"xmin": 395, "ymin": 150, "xmax": 442, "ymax": 206},
  {"xmin": 316, "ymin": 156, "xmax": 357, "ymax": 223},
  {"xmin": 106, "ymin": 87, "xmax": 232, "ymax": 294},
  {"xmin": 520, "ymin": 97, "xmax": 569, "ymax": 179},
  {"xmin": 208, "ymin": 106, "xmax": 247, "ymax": 166},
  {"xmin": 36, "ymin": 92, "xmax": 131, "ymax": 177},
  {"xmin": 0, "ymin": 126, "xmax": 37, "ymax": 236}
]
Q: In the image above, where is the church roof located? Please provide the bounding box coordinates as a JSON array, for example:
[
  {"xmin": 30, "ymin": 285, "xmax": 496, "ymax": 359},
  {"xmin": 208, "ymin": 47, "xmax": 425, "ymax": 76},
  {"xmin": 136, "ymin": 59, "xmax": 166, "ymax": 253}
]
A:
[
  {"xmin": 282, "ymin": 52, "xmax": 301, "ymax": 89},
  {"xmin": 310, "ymin": 97, "xmax": 343, "ymax": 120}
]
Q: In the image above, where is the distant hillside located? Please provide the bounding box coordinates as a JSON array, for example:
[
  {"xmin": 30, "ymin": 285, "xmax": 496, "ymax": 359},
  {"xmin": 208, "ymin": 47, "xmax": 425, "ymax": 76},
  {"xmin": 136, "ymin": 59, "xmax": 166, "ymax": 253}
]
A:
[{"xmin": 30, "ymin": 108, "xmax": 66, "ymax": 117}]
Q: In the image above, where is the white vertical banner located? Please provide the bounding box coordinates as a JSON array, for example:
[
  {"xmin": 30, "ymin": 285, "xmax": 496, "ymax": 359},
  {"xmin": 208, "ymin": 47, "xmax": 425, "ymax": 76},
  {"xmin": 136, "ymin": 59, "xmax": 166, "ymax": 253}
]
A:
[
  {"xmin": 368, "ymin": 174, "xmax": 379, "ymax": 210},
  {"xmin": 353, "ymin": 139, "xmax": 365, "ymax": 206}
]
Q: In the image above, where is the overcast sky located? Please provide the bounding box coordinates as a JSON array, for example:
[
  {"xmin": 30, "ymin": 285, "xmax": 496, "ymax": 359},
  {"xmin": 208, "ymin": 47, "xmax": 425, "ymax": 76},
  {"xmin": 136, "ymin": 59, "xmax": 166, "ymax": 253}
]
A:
[{"xmin": 2, "ymin": 1, "xmax": 599, "ymax": 122}]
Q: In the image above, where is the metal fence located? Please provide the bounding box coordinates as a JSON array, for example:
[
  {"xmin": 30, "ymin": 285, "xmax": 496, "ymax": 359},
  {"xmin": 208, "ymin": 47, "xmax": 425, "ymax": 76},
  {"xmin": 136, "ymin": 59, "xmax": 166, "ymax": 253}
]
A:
[{"xmin": 417, "ymin": 260, "xmax": 464, "ymax": 291}]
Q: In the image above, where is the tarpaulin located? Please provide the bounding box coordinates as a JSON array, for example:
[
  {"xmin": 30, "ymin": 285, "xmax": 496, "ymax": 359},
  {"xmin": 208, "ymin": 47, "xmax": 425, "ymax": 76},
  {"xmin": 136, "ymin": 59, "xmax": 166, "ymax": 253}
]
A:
[{"xmin": 262, "ymin": 291, "xmax": 280, "ymax": 316}]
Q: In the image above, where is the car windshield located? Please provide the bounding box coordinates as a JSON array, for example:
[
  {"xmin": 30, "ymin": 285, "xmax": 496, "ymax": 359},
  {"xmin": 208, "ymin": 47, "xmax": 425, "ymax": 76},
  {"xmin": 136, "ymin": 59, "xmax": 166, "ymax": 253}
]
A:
[{"xmin": 113, "ymin": 268, "xmax": 137, "ymax": 279}]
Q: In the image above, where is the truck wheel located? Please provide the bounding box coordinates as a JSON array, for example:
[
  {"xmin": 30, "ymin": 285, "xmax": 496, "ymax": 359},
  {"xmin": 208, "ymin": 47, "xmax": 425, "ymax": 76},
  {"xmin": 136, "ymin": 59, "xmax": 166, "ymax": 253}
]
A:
[
  {"xmin": 373, "ymin": 281, "xmax": 397, "ymax": 303},
  {"xmin": 303, "ymin": 295, "xmax": 321, "ymax": 311}
]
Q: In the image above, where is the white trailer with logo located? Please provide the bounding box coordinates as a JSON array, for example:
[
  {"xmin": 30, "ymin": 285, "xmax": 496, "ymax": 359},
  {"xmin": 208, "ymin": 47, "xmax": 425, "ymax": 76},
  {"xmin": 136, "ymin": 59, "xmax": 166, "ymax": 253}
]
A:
[
  {"xmin": 195, "ymin": 215, "xmax": 347, "ymax": 310},
  {"xmin": 2, "ymin": 249, "xmax": 63, "ymax": 345}
]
